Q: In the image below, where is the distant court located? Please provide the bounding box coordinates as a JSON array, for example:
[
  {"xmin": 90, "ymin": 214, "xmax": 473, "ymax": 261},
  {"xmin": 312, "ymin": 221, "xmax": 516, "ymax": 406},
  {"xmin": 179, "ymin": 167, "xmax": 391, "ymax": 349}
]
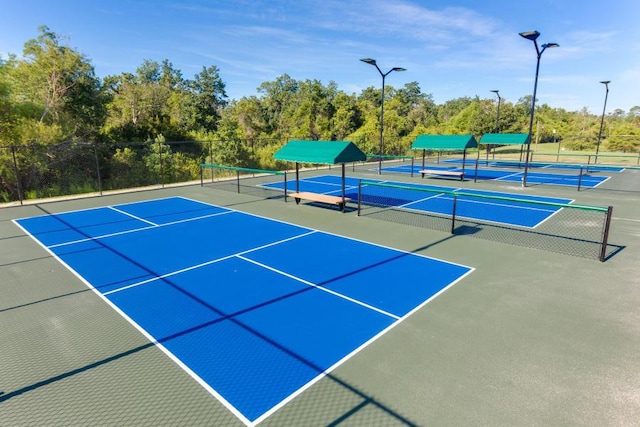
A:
[
  {"xmin": 14, "ymin": 197, "xmax": 473, "ymax": 425},
  {"xmin": 264, "ymin": 175, "xmax": 574, "ymax": 228},
  {"xmin": 380, "ymin": 160, "xmax": 614, "ymax": 188}
]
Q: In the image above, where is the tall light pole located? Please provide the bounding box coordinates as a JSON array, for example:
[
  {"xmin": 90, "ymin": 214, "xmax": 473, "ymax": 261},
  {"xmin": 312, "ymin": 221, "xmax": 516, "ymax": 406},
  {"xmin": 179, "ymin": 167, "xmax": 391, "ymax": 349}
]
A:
[
  {"xmin": 519, "ymin": 30, "xmax": 559, "ymax": 187},
  {"xmin": 595, "ymin": 80, "xmax": 611, "ymax": 164},
  {"xmin": 360, "ymin": 58, "xmax": 406, "ymax": 174},
  {"xmin": 489, "ymin": 89, "xmax": 502, "ymax": 159}
]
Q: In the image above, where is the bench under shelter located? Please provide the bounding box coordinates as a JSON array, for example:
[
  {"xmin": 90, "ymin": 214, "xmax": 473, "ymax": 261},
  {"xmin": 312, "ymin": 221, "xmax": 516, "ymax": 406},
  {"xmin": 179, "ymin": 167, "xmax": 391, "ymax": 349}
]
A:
[
  {"xmin": 273, "ymin": 140, "xmax": 367, "ymax": 211},
  {"xmin": 411, "ymin": 134, "xmax": 479, "ymax": 179}
]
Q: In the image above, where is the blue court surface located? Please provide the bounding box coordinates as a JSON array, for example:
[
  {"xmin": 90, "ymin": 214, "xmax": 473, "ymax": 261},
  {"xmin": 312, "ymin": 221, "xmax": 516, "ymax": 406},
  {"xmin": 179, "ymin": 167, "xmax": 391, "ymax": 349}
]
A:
[
  {"xmin": 264, "ymin": 175, "xmax": 574, "ymax": 228},
  {"xmin": 381, "ymin": 162, "xmax": 613, "ymax": 188},
  {"xmin": 14, "ymin": 197, "xmax": 473, "ymax": 425}
]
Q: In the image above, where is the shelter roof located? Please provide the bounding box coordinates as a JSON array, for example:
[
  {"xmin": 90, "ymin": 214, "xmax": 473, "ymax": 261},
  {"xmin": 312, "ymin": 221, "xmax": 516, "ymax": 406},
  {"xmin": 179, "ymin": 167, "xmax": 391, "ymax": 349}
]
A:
[
  {"xmin": 479, "ymin": 133, "xmax": 530, "ymax": 145},
  {"xmin": 411, "ymin": 134, "xmax": 478, "ymax": 151},
  {"xmin": 273, "ymin": 140, "xmax": 366, "ymax": 164}
]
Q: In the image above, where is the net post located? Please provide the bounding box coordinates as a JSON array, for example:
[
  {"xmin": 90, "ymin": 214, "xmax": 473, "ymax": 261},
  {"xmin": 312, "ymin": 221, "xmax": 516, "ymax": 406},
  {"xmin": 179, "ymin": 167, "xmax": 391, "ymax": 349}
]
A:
[
  {"xmin": 474, "ymin": 157, "xmax": 479, "ymax": 183},
  {"xmin": 450, "ymin": 193, "xmax": 457, "ymax": 234},
  {"xmin": 357, "ymin": 179, "xmax": 362, "ymax": 216},
  {"xmin": 411, "ymin": 156, "xmax": 415, "ymax": 178},
  {"xmin": 200, "ymin": 165, "xmax": 204, "ymax": 187},
  {"xmin": 577, "ymin": 166, "xmax": 583, "ymax": 192},
  {"xmin": 236, "ymin": 170, "xmax": 240, "ymax": 193},
  {"xmin": 284, "ymin": 171, "xmax": 288, "ymax": 202},
  {"xmin": 599, "ymin": 206, "xmax": 613, "ymax": 262}
]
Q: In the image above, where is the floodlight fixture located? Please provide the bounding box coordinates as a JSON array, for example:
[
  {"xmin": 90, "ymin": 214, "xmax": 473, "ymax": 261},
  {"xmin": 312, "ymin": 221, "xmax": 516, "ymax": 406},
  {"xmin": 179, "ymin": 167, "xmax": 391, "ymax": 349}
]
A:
[
  {"xmin": 360, "ymin": 58, "xmax": 406, "ymax": 174},
  {"xmin": 519, "ymin": 30, "xmax": 559, "ymax": 187},
  {"xmin": 519, "ymin": 30, "xmax": 540, "ymax": 41}
]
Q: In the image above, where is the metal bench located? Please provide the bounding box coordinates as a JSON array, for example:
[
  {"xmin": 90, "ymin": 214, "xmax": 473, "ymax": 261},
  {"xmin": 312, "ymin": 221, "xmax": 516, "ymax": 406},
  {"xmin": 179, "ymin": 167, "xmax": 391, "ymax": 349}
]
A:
[
  {"xmin": 289, "ymin": 192, "xmax": 350, "ymax": 212},
  {"xmin": 419, "ymin": 169, "xmax": 464, "ymax": 180}
]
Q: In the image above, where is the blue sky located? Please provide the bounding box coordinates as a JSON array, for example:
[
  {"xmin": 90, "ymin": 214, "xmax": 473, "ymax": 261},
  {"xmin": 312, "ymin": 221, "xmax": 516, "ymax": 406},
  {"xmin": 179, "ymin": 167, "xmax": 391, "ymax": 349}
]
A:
[{"xmin": 2, "ymin": 0, "xmax": 639, "ymax": 114}]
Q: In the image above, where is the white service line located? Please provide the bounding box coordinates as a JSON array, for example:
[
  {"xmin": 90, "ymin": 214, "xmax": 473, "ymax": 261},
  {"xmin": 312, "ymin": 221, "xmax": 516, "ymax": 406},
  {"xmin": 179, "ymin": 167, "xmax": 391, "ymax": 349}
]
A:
[
  {"xmin": 48, "ymin": 210, "xmax": 234, "ymax": 248},
  {"xmin": 237, "ymin": 254, "xmax": 401, "ymax": 320},
  {"xmin": 103, "ymin": 230, "xmax": 319, "ymax": 296},
  {"xmin": 108, "ymin": 206, "xmax": 158, "ymax": 226}
]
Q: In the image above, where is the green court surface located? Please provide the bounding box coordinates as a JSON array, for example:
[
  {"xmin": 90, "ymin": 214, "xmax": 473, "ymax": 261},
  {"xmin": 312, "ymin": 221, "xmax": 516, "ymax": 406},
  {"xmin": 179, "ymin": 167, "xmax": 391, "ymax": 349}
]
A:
[{"xmin": 1, "ymin": 168, "xmax": 639, "ymax": 426}]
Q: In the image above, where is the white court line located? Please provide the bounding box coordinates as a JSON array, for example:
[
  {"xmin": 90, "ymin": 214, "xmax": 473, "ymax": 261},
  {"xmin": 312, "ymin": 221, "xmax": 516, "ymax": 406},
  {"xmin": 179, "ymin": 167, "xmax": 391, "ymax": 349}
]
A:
[
  {"xmin": 494, "ymin": 171, "xmax": 524, "ymax": 181},
  {"xmin": 398, "ymin": 193, "xmax": 444, "ymax": 209},
  {"xmin": 237, "ymin": 255, "xmax": 401, "ymax": 320},
  {"xmin": 48, "ymin": 210, "xmax": 234, "ymax": 249},
  {"xmin": 440, "ymin": 194, "xmax": 558, "ymax": 213},
  {"xmin": 108, "ymin": 206, "xmax": 158, "ymax": 226},
  {"xmin": 103, "ymin": 230, "xmax": 318, "ymax": 296},
  {"xmin": 17, "ymin": 196, "xmax": 475, "ymax": 426}
]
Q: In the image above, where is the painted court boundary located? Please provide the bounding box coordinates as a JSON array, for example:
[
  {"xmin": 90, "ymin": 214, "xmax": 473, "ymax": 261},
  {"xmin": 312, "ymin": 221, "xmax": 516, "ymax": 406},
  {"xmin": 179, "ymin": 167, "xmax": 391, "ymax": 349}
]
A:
[{"xmin": 13, "ymin": 196, "xmax": 474, "ymax": 426}]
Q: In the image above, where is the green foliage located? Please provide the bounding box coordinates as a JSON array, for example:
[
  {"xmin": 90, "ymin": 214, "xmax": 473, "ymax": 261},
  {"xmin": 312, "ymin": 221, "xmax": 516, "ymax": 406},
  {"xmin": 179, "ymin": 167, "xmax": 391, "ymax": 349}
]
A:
[{"xmin": 3, "ymin": 26, "xmax": 640, "ymax": 203}]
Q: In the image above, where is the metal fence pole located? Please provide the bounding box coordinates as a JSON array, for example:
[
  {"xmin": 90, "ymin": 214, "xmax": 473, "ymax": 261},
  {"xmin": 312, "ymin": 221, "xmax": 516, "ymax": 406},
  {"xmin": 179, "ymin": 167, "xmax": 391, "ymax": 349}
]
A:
[
  {"xmin": 93, "ymin": 142, "xmax": 103, "ymax": 196},
  {"xmin": 11, "ymin": 145, "xmax": 23, "ymax": 205}
]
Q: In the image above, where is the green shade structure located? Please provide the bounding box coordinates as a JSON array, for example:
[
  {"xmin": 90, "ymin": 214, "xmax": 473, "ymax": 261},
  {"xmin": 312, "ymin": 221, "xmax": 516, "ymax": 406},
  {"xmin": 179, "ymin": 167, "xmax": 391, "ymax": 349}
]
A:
[
  {"xmin": 274, "ymin": 140, "xmax": 366, "ymax": 206},
  {"xmin": 411, "ymin": 134, "xmax": 478, "ymax": 171},
  {"xmin": 480, "ymin": 133, "xmax": 531, "ymax": 166},
  {"xmin": 411, "ymin": 134, "xmax": 478, "ymax": 151},
  {"xmin": 479, "ymin": 133, "xmax": 530, "ymax": 145},
  {"xmin": 274, "ymin": 140, "xmax": 366, "ymax": 165}
]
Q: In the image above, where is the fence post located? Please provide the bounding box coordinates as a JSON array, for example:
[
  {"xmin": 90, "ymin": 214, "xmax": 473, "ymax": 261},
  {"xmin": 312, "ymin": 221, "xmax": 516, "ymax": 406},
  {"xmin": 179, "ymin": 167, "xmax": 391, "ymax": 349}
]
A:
[
  {"xmin": 600, "ymin": 206, "xmax": 613, "ymax": 261},
  {"xmin": 11, "ymin": 145, "xmax": 23, "ymax": 205},
  {"xmin": 93, "ymin": 142, "xmax": 103, "ymax": 196}
]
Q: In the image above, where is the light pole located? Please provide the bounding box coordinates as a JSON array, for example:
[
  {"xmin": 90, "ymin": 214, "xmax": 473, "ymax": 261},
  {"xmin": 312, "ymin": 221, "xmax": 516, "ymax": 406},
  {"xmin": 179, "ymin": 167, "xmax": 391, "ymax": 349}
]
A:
[
  {"xmin": 360, "ymin": 58, "xmax": 406, "ymax": 174},
  {"xmin": 519, "ymin": 30, "xmax": 559, "ymax": 187},
  {"xmin": 595, "ymin": 80, "xmax": 611, "ymax": 164},
  {"xmin": 489, "ymin": 89, "xmax": 501, "ymax": 159}
]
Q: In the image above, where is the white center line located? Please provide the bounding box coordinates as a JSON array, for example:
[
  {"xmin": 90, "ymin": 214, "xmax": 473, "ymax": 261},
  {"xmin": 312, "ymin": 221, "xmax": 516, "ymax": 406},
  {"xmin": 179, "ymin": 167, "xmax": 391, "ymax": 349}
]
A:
[{"xmin": 238, "ymin": 255, "xmax": 401, "ymax": 320}]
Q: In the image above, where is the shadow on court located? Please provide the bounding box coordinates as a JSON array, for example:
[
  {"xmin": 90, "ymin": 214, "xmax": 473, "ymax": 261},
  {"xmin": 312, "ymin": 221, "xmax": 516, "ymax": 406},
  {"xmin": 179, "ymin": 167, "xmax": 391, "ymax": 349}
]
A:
[{"xmin": 1, "ymin": 202, "xmax": 462, "ymax": 425}]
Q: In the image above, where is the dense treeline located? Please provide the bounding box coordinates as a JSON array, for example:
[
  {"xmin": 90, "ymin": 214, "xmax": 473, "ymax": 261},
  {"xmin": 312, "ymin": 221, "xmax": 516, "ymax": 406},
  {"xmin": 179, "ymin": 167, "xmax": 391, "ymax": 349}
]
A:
[{"xmin": 1, "ymin": 27, "xmax": 639, "ymax": 201}]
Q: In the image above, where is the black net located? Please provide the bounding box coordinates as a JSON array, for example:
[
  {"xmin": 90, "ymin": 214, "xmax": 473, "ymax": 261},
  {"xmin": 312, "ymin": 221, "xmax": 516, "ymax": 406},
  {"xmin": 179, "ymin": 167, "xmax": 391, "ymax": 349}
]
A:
[
  {"xmin": 357, "ymin": 181, "xmax": 615, "ymax": 261},
  {"xmin": 200, "ymin": 164, "xmax": 287, "ymax": 200}
]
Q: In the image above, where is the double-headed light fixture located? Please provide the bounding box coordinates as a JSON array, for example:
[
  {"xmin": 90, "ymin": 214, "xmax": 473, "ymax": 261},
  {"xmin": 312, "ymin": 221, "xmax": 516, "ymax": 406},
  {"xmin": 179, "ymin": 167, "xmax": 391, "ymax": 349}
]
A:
[
  {"xmin": 519, "ymin": 30, "xmax": 559, "ymax": 187},
  {"xmin": 360, "ymin": 58, "xmax": 406, "ymax": 174}
]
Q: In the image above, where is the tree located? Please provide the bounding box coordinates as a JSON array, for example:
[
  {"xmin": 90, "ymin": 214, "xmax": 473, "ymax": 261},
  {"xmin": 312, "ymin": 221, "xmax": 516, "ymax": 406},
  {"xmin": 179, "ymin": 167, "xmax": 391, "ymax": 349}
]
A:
[
  {"xmin": 10, "ymin": 26, "xmax": 104, "ymax": 141},
  {"xmin": 187, "ymin": 65, "xmax": 228, "ymax": 133}
]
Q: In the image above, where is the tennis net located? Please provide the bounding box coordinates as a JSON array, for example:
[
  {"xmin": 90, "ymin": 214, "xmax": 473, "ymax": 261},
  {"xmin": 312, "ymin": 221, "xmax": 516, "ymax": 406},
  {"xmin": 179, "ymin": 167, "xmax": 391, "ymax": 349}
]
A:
[
  {"xmin": 200, "ymin": 164, "xmax": 287, "ymax": 200},
  {"xmin": 356, "ymin": 180, "xmax": 615, "ymax": 261}
]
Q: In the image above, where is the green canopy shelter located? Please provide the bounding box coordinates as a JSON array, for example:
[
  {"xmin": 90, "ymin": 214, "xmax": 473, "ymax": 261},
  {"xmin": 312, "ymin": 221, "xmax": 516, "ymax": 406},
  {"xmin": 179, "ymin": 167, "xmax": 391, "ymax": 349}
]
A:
[
  {"xmin": 411, "ymin": 134, "xmax": 479, "ymax": 172},
  {"xmin": 479, "ymin": 133, "xmax": 530, "ymax": 160},
  {"xmin": 273, "ymin": 140, "xmax": 366, "ymax": 203}
]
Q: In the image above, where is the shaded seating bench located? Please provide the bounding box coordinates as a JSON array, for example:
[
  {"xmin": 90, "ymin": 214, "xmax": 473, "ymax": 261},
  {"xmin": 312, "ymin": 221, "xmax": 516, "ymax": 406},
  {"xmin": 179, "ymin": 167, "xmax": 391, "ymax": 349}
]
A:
[
  {"xmin": 419, "ymin": 169, "xmax": 464, "ymax": 180},
  {"xmin": 289, "ymin": 192, "xmax": 350, "ymax": 212}
]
